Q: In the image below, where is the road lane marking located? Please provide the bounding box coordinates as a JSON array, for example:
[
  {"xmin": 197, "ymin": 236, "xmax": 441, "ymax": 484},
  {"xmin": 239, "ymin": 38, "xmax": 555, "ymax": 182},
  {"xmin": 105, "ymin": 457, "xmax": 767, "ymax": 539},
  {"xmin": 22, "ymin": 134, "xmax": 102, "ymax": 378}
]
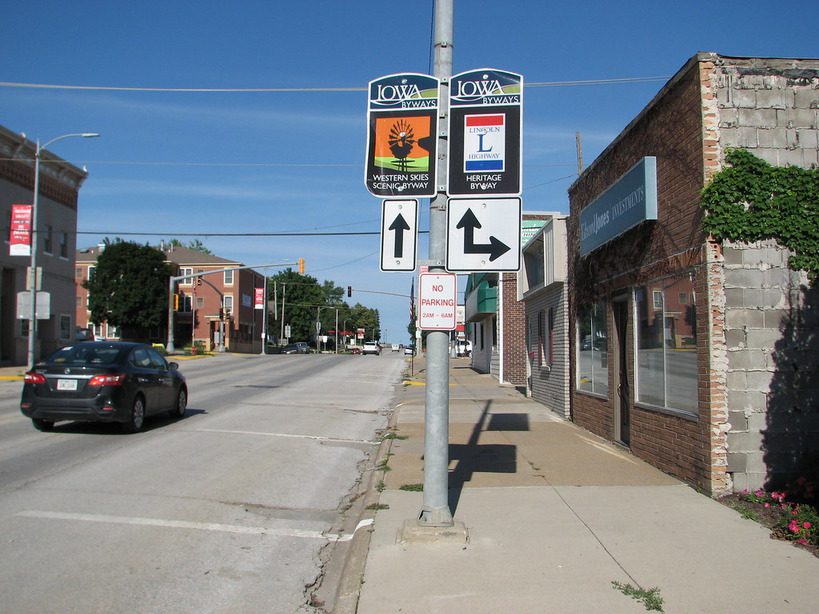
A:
[
  {"xmin": 16, "ymin": 510, "xmax": 369, "ymax": 542},
  {"xmin": 193, "ymin": 428, "xmax": 379, "ymax": 446}
]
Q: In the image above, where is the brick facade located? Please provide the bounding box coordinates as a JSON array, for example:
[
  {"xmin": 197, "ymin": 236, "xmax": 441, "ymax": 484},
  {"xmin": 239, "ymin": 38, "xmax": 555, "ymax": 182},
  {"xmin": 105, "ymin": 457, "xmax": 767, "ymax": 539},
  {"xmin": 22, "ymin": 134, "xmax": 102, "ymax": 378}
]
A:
[{"xmin": 567, "ymin": 53, "xmax": 819, "ymax": 496}]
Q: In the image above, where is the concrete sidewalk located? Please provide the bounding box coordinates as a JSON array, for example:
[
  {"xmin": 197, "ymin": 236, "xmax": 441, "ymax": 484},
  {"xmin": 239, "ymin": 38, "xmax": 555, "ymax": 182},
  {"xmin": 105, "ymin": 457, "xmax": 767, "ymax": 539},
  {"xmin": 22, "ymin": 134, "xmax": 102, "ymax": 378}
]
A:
[{"xmin": 343, "ymin": 357, "xmax": 819, "ymax": 613}]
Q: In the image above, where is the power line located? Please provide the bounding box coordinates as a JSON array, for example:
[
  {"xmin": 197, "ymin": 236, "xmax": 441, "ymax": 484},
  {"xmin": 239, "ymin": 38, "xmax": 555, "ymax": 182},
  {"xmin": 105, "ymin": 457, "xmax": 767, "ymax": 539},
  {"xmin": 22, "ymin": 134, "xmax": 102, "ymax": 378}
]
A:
[{"xmin": 0, "ymin": 75, "xmax": 670, "ymax": 93}]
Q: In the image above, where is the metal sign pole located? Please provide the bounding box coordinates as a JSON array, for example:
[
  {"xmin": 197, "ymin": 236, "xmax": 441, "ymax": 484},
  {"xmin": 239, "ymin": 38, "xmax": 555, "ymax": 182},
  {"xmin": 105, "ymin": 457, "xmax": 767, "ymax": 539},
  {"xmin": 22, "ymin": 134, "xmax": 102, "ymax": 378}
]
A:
[{"xmin": 419, "ymin": 0, "xmax": 454, "ymax": 528}]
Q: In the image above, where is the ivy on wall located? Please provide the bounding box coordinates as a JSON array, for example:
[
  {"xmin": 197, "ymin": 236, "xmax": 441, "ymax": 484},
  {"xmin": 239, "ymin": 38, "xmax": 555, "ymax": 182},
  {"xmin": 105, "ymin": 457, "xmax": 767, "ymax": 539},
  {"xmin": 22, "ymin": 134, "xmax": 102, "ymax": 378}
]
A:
[{"xmin": 701, "ymin": 149, "xmax": 819, "ymax": 284}]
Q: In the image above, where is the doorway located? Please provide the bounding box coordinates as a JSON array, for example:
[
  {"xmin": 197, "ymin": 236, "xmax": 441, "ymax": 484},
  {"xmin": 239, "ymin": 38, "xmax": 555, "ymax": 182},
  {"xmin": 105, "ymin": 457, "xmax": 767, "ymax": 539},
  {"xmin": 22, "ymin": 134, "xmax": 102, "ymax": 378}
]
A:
[{"xmin": 612, "ymin": 294, "xmax": 630, "ymax": 446}]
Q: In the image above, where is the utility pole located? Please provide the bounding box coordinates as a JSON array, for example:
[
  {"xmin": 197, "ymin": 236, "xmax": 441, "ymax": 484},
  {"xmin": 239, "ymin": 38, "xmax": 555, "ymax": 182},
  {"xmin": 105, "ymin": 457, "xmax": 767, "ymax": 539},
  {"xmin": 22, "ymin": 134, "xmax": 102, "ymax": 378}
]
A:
[{"xmin": 419, "ymin": 0, "xmax": 455, "ymax": 528}]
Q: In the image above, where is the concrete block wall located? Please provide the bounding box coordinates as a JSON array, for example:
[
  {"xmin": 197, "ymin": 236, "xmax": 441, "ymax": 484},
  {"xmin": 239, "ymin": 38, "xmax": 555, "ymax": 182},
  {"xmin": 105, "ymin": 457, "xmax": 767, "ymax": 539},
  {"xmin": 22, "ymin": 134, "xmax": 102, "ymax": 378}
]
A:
[
  {"xmin": 708, "ymin": 56, "xmax": 819, "ymax": 492},
  {"xmin": 722, "ymin": 240, "xmax": 819, "ymax": 491}
]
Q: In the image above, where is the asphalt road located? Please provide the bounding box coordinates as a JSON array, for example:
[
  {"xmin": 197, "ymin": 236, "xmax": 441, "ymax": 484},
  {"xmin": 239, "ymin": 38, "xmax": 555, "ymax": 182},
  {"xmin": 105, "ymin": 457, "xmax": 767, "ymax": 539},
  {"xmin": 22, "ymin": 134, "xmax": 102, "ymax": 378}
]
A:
[{"xmin": 0, "ymin": 352, "xmax": 404, "ymax": 613}]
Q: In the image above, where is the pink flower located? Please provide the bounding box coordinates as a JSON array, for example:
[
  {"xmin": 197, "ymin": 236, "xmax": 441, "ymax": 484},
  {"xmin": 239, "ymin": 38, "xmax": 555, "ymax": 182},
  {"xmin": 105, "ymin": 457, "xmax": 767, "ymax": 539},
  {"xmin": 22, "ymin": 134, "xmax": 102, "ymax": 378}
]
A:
[
  {"xmin": 789, "ymin": 520, "xmax": 800, "ymax": 533},
  {"xmin": 797, "ymin": 538, "xmax": 809, "ymax": 545},
  {"xmin": 764, "ymin": 503, "xmax": 771, "ymax": 508},
  {"xmin": 803, "ymin": 522, "xmax": 812, "ymax": 529}
]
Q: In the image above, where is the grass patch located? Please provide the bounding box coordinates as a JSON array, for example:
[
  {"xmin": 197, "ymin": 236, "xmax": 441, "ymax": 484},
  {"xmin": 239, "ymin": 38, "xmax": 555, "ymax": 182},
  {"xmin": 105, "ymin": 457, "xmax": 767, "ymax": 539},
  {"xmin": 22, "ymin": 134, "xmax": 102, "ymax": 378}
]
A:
[
  {"xmin": 366, "ymin": 503, "xmax": 390, "ymax": 511},
  {"xmin": 382, "ymin": 432, "xmax": 408, "ymax": 441},
  {"xmin": 612, "ymin": 581, "xmax": 664, "ymax": 612},
  {"xmin": 375, "ymin": 480, "xmax": 385, "ymax": 492},
  {"xmin": 399, "ymin": 483, "xmax": 423, "ymax": 492}
]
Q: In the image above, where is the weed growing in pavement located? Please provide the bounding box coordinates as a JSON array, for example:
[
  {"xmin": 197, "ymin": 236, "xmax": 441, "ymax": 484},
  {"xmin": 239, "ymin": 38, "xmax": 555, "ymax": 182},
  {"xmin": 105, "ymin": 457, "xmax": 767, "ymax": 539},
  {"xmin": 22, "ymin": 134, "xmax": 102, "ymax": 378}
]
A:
[
  {"xmin": 376, "ymin": 480, "xmax": 385, "ymax": 492},
  {"xmin": 611, "ymin": 581, "xmax": 664, "ymax": 612},
  {"xmin": 376, "ymin": 459, "xmax": 391, "ymax": 472},
  {"xmin": 399, "ymin": 483, "xmax": 423, "ymax": 492},
  {"xmin": 382, "ymin": 432, "xmax": 408, "ymax": 441},
  {"xmin": 366, "ymin": 503, "xmax": 390, "ymax": 511}
]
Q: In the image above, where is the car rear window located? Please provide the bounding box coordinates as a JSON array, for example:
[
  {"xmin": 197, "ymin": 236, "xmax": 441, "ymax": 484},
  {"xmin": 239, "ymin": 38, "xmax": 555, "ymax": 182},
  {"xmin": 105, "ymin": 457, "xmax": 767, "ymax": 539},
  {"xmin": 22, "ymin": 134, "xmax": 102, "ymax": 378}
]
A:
[{"xmin": 48, "ymin": 345, "xmax": 127, "ymax": 366}]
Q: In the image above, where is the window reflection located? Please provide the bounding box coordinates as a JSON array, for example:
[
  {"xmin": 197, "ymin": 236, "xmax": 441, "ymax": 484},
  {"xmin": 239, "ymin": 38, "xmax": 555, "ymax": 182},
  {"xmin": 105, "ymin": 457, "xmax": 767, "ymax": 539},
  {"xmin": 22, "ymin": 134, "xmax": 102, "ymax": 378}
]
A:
[
  {"xmin": 636, "ymin": 274, "xmax": 698, "ymax": 414},
  {"xmin": 577, "ymin": 301, "xmax": 608, "ymax": 396}
]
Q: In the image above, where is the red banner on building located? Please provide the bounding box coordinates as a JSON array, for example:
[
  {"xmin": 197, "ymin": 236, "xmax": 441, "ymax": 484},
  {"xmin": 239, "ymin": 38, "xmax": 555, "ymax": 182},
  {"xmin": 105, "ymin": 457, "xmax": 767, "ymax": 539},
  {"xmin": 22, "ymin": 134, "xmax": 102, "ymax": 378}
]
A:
[
  {"xmin": 254, "ymin": 287, "xmax": 265, "ymax": 310},
  {"xmin": 9, "ymin": 204, "xmax": 32, "ymax": 256}
]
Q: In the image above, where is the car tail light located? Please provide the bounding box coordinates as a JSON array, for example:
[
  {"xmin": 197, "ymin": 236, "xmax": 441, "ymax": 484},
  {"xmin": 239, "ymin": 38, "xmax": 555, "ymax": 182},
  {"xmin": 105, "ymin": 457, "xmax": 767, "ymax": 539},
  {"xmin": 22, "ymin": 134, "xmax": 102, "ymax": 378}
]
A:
[
  {"xmin": 24, "ymin": 372, "xmax": 46, "ymax": 385},
  {"xmin": 88, "ymin": 374, "xmax": 127, "ymax": 387}
]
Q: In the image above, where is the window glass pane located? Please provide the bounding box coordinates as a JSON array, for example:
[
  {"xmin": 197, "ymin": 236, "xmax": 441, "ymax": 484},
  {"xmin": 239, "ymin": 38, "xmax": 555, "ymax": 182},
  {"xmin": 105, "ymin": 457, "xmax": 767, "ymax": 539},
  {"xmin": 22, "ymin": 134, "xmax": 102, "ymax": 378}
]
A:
[
  {"xmin": 224, "ymin": 270, "xmax": 234, "ymax": 285},
  {"xmin": 664, "ymin": 277, "xmax": 698, "ymax": 412},
  {"xmin": 577, "ymin": 301, "xmax": 608, "ymax": 396},
  {"xmin": 637, "ymin": 287, "xmax": 665, "ymax": 407},
  {"xmin": 636, "ymin": 275, "xmax": 698, "ymax": 413}
]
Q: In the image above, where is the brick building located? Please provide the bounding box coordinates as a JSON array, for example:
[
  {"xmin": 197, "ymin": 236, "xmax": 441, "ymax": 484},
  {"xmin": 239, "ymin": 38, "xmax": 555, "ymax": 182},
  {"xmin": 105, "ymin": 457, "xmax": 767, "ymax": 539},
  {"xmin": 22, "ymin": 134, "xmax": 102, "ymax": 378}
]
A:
[
  {"xmin": 567, "ymin": 53, "xmax": 818, "ymax": 496},
  {"xmin": 464, "ymin": 215, "xmax": 550, "ymax": 387},
  {"xmin": 1, "ymin": 125, "xmax": 88, "ymax": 365},
  {"xmin": 76, "ymin": 244, "xmax": 265, "ymax": 353}
]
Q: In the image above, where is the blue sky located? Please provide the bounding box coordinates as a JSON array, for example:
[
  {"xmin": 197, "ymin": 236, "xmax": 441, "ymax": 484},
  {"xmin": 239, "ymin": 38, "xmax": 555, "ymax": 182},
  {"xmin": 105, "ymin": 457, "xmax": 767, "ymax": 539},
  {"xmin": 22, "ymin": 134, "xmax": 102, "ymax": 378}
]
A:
[{"xmin": 2, "ymin": 1, "xmax": 817, "ymax": 344}]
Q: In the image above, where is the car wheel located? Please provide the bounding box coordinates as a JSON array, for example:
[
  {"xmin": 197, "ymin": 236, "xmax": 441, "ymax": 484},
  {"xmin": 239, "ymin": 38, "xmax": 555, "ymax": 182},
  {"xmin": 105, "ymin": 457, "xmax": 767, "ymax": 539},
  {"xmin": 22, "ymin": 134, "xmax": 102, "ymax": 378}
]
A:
[
  {"xmin": 168, "ymin": 388, "xmax": 187, "ymax": 419},
  {"xmin": 32, "ymin": 418, "xmax": 54, "ymax": 432},
  {"xmin": 123, "ymin": 395, "xmax": 145, "ymax": 433}
]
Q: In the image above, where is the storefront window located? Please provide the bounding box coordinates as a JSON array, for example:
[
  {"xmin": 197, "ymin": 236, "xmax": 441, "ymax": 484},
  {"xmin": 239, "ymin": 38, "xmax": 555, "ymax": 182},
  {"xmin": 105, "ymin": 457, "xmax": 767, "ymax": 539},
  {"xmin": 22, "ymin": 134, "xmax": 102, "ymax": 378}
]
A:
[
  {"xmin": 636, "ymin": 275, "xmax": 698, "ymax": 415},
  {"xmin": 576, "ymin": 301, "xmax": 608, "ymax": 396}
]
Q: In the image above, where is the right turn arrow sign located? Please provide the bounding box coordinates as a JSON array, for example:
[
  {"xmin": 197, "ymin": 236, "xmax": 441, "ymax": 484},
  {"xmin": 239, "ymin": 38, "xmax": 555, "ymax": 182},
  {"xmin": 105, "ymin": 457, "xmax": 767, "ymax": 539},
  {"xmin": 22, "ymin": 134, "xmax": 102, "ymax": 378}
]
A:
[{"xmin": 446, "ymin": 197, "xmax": 521, "ymax": 272}]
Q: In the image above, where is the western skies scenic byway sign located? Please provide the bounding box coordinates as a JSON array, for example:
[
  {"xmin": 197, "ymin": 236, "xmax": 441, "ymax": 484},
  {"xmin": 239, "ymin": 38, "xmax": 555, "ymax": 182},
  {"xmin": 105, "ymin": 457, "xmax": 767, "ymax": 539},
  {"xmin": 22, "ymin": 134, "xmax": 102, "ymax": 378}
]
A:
[
  {"xmin": 447, "ymin": 69, "xmax": 523, "ymax": 197},
  {"xmin": 365, "ymin": 73, "xmax": 440, "ymax": 198}
]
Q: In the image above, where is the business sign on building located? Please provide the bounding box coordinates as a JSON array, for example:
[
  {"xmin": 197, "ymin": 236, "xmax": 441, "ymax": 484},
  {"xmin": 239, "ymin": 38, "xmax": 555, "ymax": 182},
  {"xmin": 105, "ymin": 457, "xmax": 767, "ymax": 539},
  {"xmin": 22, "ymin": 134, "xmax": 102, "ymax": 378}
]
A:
[
  {"xmin": 365, "ymin": 73, "xmax": 439, "ymax": 198},
  {"xmin": 9, "ymin": 204, "xmax": 32, "ymax": 256},
  {"xmin": 447, "ymin": 69, "xmax": 523, "ymax": 197},
  {"xmin": 579, "ymin": 157, "xmax": 658, "ymax": 257}
]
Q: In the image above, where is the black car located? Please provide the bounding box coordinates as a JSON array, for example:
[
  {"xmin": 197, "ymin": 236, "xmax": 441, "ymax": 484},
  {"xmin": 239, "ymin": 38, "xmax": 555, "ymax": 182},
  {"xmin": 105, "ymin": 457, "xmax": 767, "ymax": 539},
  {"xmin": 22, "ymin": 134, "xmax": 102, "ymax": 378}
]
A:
[
  {"xmin": 282, "ymin": 342, "xmax": 309, "ymax": 354},
  {"xmin": 20, "ymin": 341, "xmax": 187, "ymax": 433}
]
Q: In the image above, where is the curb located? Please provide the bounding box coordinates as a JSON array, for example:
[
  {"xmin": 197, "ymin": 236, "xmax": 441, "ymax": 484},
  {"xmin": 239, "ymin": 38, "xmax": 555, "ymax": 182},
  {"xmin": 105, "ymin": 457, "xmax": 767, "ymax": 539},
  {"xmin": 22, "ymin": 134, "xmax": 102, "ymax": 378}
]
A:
[{"xmin": 318, "ymin": 373, "xmax": 406, "ymax": 613}]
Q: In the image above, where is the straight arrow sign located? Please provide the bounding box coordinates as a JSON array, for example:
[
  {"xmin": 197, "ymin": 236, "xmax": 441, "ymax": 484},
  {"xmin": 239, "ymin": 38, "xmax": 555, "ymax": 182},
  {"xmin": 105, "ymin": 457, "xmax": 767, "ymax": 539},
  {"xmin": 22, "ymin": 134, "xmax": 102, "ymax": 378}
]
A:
[
  {"xmin": 389, "ymin": 212, "xmax": 411, "ymax": 258},
  {"xmin": 380, "ymin": 199, "xmax": 418, "ymax": 272},
  {"xmin": 446, "ymin": 197, "xmax": 521, "ymax": 272}
]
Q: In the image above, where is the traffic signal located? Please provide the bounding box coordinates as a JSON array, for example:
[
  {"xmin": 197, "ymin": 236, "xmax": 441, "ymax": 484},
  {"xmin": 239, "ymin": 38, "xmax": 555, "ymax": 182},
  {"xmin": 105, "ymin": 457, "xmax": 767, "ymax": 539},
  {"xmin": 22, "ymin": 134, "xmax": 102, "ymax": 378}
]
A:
[
  {"xmin": 174, "ymin": 294, "xmax": 180, "ymax": 311},
  {"xmin": 298, "ymin": 258, "xmax": 305, "ymax": 274},
  {"xmin": 347, "ymin": 286, "xmax": 352, "ymax": 297}
]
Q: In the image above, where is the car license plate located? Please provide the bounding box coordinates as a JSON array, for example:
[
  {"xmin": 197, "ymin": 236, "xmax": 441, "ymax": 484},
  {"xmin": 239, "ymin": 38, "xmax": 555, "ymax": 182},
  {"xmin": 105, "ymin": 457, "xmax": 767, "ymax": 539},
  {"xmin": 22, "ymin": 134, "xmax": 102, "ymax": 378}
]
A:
[{"xmin": 57, "ymin": 379, "xmax": 78, "ymax": 391}]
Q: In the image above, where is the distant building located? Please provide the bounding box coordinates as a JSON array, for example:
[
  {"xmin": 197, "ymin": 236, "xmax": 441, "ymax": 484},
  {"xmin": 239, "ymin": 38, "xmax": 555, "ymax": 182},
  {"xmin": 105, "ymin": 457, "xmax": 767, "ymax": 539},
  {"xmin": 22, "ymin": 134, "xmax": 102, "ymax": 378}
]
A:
[
  {"xmin": 519, "ymin": 214, "xmax": 570, "ymax": 418},
  {"xmin": 464, "ymin": 214, "xmax": 552, "ymax": 387},
  {"xmin": 76, "ymin": 244, "xmax": 265, "ymax": 353},
  {"xmin": 0, "ymin": 125, "xmax": 88, "ymax": 365}
]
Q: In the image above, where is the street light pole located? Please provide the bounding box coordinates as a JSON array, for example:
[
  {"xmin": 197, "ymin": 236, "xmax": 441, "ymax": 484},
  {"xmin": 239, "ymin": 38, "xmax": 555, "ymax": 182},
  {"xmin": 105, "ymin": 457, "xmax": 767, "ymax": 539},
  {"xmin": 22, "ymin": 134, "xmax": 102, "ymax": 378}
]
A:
[{"xmin": 27, "ymin": 132, "xmax": 99, "ymax": 371}]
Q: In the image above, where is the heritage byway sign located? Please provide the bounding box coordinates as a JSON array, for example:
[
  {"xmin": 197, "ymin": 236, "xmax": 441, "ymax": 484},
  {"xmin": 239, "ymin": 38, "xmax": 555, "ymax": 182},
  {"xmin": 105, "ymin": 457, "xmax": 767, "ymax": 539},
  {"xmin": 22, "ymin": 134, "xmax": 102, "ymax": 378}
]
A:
[
  {"xmin": 380, "ymin": 199, "xmax": 418, "ymax": 271},
  {"xmin": 447, "ymin": 69, "xmax": 523, "ymax": 197},
  {"xmin": 446, "ymin": 197, "xmax": 521, "ymax": 272},
  {"xmin": 365, "ymin": 73, "xmax": 440, "ymax": 198}
]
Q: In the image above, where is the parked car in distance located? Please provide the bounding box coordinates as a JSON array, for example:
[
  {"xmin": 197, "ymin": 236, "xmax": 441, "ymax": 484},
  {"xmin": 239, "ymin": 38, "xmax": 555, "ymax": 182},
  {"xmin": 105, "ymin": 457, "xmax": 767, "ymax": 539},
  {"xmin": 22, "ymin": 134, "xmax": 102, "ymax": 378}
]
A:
[
  {"xmin": 404, "ymin": 345, "xmax": 415, "ymax": 356},
  {"xmin": 20, "ymin": 341, "xmax": 187, "ymax": 433},
  {"xmin": 391, "ymin": 344, "xmax": 400, "ymax": 352},
  {"xmin": 282, "ymin": 342, "xmax": 309, "ymax": 354},
  {"xmin": 362, "ymin": 341, "xmax": 381, "ymax": 355}
]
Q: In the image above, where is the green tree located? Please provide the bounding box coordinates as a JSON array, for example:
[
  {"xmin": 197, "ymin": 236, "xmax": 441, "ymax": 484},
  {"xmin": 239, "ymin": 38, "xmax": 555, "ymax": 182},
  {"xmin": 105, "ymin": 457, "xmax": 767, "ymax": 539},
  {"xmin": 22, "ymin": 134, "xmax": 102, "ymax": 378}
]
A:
[
  {"xmin": 84, "ymin": 240, "xmax": 172, "ymax": 340},
  {"xmin": 165, "ymin": 238, "xmax": 213, "ymax": 255}
]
